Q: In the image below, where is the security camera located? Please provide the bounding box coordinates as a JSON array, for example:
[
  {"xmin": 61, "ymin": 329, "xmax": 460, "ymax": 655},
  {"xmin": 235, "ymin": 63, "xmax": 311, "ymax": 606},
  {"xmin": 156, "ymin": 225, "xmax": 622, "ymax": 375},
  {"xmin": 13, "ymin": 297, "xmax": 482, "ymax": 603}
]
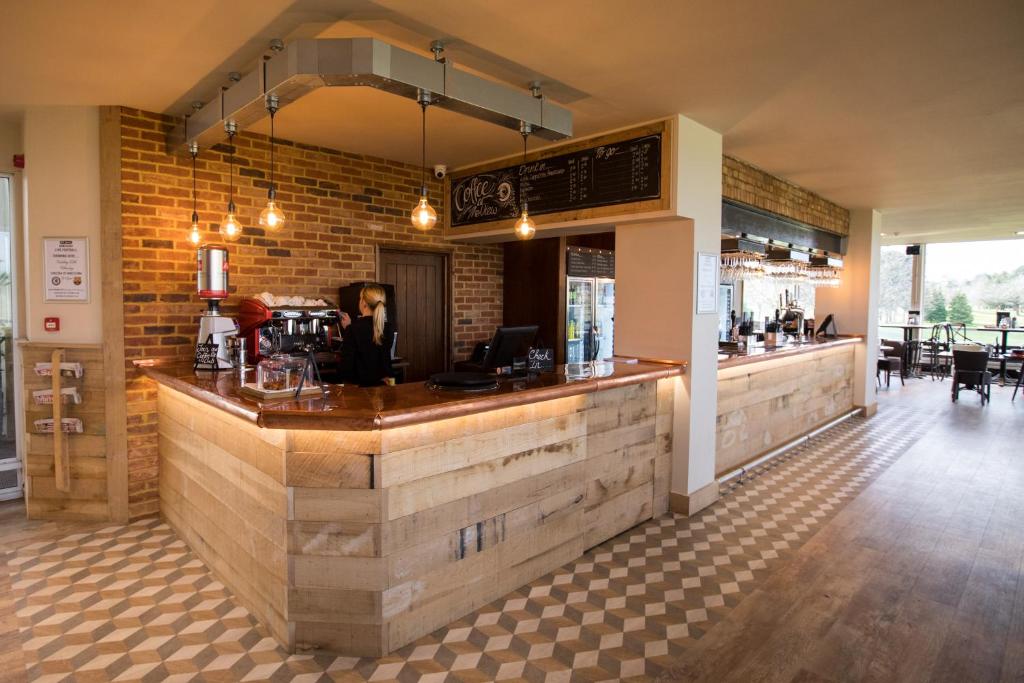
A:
[{"xmin": 433, "ymin": 164, "xmax": 447, "ymax": 179}]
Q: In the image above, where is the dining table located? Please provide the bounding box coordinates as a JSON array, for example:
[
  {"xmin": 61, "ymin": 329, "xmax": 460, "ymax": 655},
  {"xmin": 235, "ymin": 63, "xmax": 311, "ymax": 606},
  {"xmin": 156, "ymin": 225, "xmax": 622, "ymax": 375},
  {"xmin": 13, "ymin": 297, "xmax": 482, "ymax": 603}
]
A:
[
  {"xmin": 967, "ymin": 326, "xmax": 1024, "ymax": 354},
  {"xmin": 995, "ymin": 352, "xmax": 1024, "ymax": 386},
  {"xmin": 879, "ymin": 323, "xmax": 933, "ymax": 343}
]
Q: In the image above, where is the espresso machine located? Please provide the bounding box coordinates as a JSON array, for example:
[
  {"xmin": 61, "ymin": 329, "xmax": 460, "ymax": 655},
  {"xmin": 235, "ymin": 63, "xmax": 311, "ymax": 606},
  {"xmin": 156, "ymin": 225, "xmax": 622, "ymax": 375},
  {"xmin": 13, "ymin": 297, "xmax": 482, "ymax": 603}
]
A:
[
  {"xmin": 196, "ymin": 246, "xmax": 237, "ymax": 369},
  {"xmin": 237, "ymin": 296, "xmax": 342, "ymax": 375}
]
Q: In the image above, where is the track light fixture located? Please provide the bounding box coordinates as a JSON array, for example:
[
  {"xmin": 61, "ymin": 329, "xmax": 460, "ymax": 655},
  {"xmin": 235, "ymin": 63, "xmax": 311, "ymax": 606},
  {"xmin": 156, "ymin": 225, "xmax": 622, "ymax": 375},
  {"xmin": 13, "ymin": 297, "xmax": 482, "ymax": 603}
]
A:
[{"xmin": 410, "ymin": 91, "xmax": 438, "ymax": 232}]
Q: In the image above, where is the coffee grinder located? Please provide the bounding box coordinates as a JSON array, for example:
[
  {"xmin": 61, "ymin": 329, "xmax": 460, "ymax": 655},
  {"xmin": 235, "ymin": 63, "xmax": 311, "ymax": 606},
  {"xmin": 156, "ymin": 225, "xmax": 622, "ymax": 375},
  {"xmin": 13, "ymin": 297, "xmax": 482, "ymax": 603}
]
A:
[{"xmin": 196, "ymin": 245, "xmax": 237, "ymax": 369}]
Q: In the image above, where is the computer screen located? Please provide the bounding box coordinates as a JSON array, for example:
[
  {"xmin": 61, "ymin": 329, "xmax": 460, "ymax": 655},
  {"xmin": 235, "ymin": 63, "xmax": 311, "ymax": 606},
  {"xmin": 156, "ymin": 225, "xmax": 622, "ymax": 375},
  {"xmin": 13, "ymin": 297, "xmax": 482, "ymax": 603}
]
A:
[{"xmin": 482, "ymin": 325, "xmax": 539, "ymax": 369}]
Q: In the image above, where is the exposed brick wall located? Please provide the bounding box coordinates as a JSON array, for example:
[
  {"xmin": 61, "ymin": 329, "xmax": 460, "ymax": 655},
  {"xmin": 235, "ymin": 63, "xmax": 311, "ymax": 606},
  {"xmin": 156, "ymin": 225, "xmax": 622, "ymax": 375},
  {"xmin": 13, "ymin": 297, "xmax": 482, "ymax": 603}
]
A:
[
  {"xmin": 120, "ymin": 108, "xmax": 502, "ymax": 518},
  {"xmin": 722, "ymin": 155, "xmax": 849, "ymax": 236}
]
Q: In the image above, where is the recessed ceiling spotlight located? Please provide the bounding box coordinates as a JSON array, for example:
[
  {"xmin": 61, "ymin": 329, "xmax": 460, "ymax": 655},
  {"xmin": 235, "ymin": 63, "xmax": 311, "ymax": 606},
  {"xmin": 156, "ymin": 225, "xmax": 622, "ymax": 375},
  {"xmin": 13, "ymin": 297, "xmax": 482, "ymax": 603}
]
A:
[
  {"xmin": 1016, "ymin": 230, "xmax": 1024, "ymax": 236},
  {"xmin": 880, "ymin": 232, "xmax": 887, "ymax": 237}
]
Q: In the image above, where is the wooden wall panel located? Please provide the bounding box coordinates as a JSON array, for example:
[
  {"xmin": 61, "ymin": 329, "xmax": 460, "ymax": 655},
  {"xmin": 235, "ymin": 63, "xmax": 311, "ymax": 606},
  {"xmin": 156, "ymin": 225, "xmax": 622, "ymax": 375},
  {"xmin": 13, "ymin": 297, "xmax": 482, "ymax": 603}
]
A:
[{"xmin": 20, "ymin": 343, "xmax": 109, "ymax": 521}]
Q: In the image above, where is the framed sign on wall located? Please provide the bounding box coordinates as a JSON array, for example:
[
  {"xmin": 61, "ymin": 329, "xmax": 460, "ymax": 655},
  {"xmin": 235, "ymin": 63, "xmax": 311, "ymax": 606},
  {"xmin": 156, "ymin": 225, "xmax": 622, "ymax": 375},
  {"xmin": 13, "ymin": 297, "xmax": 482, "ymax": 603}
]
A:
[
  {"xmin": 696, "ymin": 252, "xmax": 719, "ymax": 315},
  {"xmin": 43, "ymin": 237, "xmax": 89, "ymax": 303}
]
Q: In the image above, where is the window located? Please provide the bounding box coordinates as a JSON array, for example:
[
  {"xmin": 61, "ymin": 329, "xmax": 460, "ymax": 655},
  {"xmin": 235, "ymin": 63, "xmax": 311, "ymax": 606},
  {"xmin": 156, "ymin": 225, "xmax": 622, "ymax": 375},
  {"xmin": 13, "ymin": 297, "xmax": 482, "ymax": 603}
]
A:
[
  {"xmin": 740, "ymin": 278, "xmax": 815, "ymax": 328},
  {"xmin": 924, "ymin": 239, "xmax": 1024, "ymax": 348},
  {"xmin": 878, "ymin": 245, "xmax": 914, "ymax": 325}
]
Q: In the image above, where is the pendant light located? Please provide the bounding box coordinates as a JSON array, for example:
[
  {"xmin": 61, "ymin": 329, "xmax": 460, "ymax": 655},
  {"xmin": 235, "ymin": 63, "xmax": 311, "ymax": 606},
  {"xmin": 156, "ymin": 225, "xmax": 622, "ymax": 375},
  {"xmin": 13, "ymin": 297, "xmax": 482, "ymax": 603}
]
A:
[
  {"xmin": 188, "ymin": 142, "xmax": 202, "ymax": 246},
  {"xmin": 219, "ymin": 120, "xmax": 242, "ymax": 242},
  {"xmin": 513, "ymin": 122, "xmax": 537, "ymax": 240},
  {"xmin": 258, "ymin": 94, "xmax": 286, "ymax": 232},
  {"xmin": 410, "ymin": 90, "xmax": 437, "ymax": 231}
]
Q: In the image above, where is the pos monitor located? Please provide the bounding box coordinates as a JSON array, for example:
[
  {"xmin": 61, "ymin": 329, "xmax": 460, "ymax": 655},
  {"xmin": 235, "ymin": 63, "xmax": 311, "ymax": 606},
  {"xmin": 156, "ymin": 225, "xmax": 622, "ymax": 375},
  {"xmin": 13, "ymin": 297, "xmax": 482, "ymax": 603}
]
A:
[
  {"xmin": 815, "ymin": 314, "xmax": 838, "ymax": 338},
  {"xmin": 480, "ymin": 325, "xmax": 539, "ymax": 370}
]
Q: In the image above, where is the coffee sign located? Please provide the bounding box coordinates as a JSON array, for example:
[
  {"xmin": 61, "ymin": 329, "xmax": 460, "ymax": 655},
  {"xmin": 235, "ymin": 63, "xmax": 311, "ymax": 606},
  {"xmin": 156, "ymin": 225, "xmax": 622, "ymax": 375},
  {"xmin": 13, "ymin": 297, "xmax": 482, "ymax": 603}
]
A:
[{"xmin": 194, "ymin": 336, "xmax": 221, "ymax": 372}]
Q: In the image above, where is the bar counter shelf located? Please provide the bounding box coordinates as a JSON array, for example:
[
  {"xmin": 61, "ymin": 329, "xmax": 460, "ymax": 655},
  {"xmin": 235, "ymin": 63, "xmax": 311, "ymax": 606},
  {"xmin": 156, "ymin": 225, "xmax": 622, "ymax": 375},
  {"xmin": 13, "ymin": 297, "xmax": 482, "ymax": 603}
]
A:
[{"xmin": 136, "ymin": 357, "xmax": 685, "ymax": 656}]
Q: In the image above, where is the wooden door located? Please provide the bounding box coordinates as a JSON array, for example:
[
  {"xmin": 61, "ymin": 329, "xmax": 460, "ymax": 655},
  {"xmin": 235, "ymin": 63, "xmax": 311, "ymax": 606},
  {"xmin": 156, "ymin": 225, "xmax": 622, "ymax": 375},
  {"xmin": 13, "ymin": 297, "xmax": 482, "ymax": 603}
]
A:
[{"xmin": 378, "ymin": 248, "xmax": 449, "ymax": 381}]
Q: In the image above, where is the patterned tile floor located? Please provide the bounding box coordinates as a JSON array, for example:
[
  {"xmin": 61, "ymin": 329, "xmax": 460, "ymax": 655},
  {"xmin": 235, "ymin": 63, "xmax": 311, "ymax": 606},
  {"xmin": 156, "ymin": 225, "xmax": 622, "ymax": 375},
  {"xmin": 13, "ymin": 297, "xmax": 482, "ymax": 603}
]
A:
[{"xmin": 11, "ymin": 405, "xmax": 928, "ymax": 682}]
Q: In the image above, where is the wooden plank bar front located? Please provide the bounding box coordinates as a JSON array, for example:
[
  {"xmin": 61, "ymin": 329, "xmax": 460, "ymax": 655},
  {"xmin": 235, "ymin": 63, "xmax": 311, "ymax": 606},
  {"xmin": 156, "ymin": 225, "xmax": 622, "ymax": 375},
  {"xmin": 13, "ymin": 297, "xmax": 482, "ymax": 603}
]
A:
[
  {"xmin": 144, "ymin": 360, "xmax": 682, "ymax": 657},
  {"xmin": 716, "ymin": 337, "xmax": 862, "ymax": 476}
]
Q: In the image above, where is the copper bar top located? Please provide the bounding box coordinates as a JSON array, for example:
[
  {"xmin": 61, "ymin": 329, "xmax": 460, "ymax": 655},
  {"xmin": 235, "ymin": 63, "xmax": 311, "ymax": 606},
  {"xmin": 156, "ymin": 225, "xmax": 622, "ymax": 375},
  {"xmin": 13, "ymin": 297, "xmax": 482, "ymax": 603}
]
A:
[
  {"xmin": 717, "ymin": 335, "xmax": 863, "ymax": 371},
  {"xmin": 136, "ymin": 359, "xmax": 686, "ymax": 431}
]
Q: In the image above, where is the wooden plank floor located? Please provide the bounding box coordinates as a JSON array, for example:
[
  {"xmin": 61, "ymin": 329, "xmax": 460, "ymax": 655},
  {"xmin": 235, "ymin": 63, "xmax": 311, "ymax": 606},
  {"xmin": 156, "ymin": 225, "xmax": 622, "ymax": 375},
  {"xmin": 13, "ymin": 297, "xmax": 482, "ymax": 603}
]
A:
[
  {"xmin": 0, "ymin": 379, "xmax": 1021, "ymax": 681},
  {"xmin": 661, "ymin": 379, "xmax": 1024, "ymax": 683}
]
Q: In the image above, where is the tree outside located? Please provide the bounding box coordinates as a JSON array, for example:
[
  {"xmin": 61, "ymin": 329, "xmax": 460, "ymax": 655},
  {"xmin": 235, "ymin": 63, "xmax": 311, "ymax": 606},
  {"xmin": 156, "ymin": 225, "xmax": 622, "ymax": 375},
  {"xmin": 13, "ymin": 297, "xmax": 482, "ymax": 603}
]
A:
[
  {"xmin": 878, "ymin": 246, "xmax": 913, "ymax": 323},
  {"xmin": 948, "ymin": 291, "xmax": 974, "ymax": 325},
  {"xmin": 924, "ymin": 288, "xmax": 948, "ymax": 323}
]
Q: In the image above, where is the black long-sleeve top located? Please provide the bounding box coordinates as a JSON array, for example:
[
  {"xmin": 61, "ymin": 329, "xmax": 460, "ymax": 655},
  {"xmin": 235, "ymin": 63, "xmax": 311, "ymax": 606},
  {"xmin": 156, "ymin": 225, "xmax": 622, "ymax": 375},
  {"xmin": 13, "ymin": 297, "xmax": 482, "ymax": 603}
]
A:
[{"xmin": 339, "ymin": 315, "xmax": 394, "ymax": 387}]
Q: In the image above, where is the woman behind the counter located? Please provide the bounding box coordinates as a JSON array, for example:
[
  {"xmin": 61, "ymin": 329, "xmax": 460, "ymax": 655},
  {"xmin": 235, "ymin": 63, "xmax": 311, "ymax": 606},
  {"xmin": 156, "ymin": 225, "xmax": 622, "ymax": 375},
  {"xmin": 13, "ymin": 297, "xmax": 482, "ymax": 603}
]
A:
[{"xmin": 339, "ymin": 285, "xmax": 395, "ymax": 386}]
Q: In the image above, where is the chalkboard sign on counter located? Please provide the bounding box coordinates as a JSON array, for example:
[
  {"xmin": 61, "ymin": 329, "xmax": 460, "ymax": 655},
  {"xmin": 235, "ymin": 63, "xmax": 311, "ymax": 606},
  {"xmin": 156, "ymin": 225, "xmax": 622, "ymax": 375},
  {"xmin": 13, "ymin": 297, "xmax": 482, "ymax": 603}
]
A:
[
  {"xmin": 567, "ymin": 247, "xmax": 615, "ymax": 279},
  {"xmin": 450, "ymin": 133, "xmax": 662, "ymax": 227},
  {"xmin": 194, "ymin": 335, "xmax": 221, "ymax": 372},
  {"xmin": 527, "ymin": 347, "xmax": 555, "ymax": 373}
]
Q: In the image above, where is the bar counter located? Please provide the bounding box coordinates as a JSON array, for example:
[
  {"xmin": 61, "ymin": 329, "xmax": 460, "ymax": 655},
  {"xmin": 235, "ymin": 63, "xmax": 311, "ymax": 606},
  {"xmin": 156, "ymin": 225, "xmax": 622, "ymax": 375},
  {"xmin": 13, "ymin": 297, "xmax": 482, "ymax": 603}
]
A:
[
  {"xmin": 138, "ymin": 358, "xmax": 682, "ymax": 656},
  {"xmin": 717, "ymin": 335, "xmax": 862, "ymax": 369},
  {"xmin": 137, "ymin": 358, "xmax": 682, "ymax": 430},
  {"xmin": 716, "ymin": 336, "xmax": 864, "ymax": 477}
]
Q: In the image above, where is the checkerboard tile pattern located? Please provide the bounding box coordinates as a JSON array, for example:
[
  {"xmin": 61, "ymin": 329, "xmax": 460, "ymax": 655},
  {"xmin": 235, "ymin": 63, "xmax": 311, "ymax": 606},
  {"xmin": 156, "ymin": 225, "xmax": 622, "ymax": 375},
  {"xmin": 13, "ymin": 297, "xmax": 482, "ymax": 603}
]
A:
[{"xmin": 12, "ymin": 407, "xmax": 928, "ymax": 682}]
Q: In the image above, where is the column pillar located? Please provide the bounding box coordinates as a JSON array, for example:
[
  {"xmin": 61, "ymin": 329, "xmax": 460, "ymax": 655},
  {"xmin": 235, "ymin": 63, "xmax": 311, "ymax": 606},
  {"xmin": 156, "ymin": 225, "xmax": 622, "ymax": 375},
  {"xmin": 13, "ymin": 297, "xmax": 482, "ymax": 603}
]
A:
[
  {"xmin": 815, "ymin": 209, "xmax": 882, "ymax": 415},
  {"xmin": 616, "ymin": 115, "xmax": 722, "ymax": 515}
]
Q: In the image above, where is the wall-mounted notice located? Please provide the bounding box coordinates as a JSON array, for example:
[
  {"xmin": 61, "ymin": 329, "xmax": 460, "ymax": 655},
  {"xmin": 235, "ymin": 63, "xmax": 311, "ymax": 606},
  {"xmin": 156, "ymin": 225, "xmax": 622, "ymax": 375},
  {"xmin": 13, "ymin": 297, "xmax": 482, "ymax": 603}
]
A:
[
  {"xmin": 44, "ymin": 237, "xmax": 89, "ymax": 302},
  {"xmin": 696, "ymin": 252, "xmax": 719, "ymax": 315}
]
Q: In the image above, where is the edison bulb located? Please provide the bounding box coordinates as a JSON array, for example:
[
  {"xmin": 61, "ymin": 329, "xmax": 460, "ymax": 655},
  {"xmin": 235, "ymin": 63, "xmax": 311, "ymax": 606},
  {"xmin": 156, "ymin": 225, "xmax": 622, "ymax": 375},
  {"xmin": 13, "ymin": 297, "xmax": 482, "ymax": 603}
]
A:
[
  {"xmin": 259, "ymin": 200, "xmax": 286, "ymax": 232},
  {"xmin": 188, "ymin": 220, "xmax": 201, "ymax": 246},
  {"xmin": 410, "ymin": 196, "xmax": 438, "ymax": 231},
  {"xmin": 514, "ymin": 210, "xmax": 536, "ymax": 240},
  {"xmin": 219, "ymin": 212, "xmax": 242, "ymax": 241}
]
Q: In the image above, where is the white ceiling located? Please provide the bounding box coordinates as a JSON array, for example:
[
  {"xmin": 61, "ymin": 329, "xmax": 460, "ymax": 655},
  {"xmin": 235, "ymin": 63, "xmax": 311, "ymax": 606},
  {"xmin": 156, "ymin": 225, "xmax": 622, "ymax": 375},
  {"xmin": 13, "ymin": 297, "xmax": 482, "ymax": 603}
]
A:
[{"xmin": 1, "ymin": 0, "xmax": 1022, "ymax": 244}]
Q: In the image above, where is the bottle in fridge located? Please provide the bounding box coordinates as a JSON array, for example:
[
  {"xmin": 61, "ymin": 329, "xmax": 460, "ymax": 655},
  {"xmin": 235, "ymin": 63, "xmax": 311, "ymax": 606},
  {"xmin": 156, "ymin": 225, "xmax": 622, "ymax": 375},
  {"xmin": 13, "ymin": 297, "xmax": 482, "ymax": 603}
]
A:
[
  {"xmin": 566, "ymin": 277, "xmax": 593, "ymax": 364},
  {"xmin": 593, "ymin": 277, "xmax": 615, "ymax": 361}
]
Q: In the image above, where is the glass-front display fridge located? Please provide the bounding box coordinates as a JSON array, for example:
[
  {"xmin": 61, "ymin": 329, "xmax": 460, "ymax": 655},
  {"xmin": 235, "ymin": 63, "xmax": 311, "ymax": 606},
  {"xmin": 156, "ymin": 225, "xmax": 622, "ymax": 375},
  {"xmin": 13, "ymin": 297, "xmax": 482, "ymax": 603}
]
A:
[
  {"xmin": 594, "ymin": 277, "xmax": 615, "ymax": 361},
  {"xmin": 566, "ymin": 277, "xmax": 594, "ymax": 364},
  {"xmin": 565, "ymin": 246, "xmax": 616, "ymax": 363}
]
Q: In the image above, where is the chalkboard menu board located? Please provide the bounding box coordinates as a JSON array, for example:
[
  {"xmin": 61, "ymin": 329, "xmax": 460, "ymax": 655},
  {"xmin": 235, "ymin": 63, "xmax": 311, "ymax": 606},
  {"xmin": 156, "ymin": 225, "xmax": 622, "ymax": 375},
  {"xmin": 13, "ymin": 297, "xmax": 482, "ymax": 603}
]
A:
[
  {"xmin": 450, "ymin": 133, "xmax": 662, "ymax": 227},
  {"xmin": 566, "ymin": 247, "xmax": 615, "ymax": 279}
]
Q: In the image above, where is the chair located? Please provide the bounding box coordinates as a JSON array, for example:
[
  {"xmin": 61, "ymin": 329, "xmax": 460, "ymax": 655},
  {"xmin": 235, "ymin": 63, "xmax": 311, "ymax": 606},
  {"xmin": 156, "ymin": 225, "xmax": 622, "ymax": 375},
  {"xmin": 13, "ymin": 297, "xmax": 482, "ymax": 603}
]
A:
[
  {"xmin": 918, "ymin": 324, "xmax": 952, "ymax": 380},
  {"xmin": 877, "ymin": 339, "xmax": 904, "ymax": 388},
  {"xmin": 1014, "ymin": 365, "xmax": 1024, "ymax": 401},
  {"xmin": 948, "ymin": 323, "xmax": 970, "ymax": 345},
  {"xmin": 951, "ymin": 349, "xmax": 992, "ymax": 404}
]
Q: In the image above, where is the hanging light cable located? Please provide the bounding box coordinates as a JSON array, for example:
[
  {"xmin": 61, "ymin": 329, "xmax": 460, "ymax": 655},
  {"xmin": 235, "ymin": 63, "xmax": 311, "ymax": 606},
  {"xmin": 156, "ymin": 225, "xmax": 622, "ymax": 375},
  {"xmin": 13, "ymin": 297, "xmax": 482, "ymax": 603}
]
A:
[
  {"xmin": 188, "ymin": 142, "xmax": 202, "ymax": 246},
  {"xmin": 410, "ymin": 91, "xmax": 438, "ymax": 231},
  {"xmin": 258, "ymin": 94, "xmax": 286, "ymax": 232},
  {"xmin": 513, "ymin": 122, "xmax": 537, "ymax": 240},
  {"xmin": 219, "ymin": 121, "xmax": 242, "ymax": 242}
]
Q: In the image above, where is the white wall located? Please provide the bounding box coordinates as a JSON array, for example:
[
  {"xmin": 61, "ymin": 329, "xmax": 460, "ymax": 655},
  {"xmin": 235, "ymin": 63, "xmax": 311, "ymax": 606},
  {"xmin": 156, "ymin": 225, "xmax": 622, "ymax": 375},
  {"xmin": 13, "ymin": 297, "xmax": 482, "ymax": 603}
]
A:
[
  {"xmin": 22, "ymin": 107, "xmax": 103, "ymax": 343},
  {"xmin": 816, "ymin": 208, "xmax": 881, "ymax": 410},
  {"xmin": 616, "ymin": 114, "xmax": 723, "ymax": 512},
  {"xmin": 0, "ymin": 117, "xmax": 23, "ymax": 173}
]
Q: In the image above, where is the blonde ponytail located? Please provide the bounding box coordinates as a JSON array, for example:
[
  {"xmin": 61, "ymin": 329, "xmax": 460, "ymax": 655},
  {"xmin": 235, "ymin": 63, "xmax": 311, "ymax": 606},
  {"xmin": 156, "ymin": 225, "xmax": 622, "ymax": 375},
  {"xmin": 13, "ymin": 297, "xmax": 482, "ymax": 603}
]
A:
[{"xmin": 361, "ymin": 285, "xmax": 387, "ymax": 345}]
